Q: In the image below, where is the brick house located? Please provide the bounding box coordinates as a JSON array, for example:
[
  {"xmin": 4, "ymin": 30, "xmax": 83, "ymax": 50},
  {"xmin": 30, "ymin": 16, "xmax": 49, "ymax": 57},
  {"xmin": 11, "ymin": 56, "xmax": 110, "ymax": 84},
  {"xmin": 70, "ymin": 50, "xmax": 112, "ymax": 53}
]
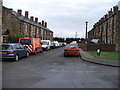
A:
[
  {"xmin": 88, "ymin": 5, "xmax": 120, "ymax": 51},
  {"xmin": 2, "ymin": 6, "xmax": 53, "ymax": 43}
]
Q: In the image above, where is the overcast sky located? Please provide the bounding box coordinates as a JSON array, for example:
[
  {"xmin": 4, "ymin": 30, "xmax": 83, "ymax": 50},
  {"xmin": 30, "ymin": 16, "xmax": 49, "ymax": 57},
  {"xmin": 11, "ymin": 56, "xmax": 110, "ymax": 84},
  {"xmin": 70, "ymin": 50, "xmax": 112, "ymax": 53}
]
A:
[{"xmin": 3, "ymin": 0, "xmax": 120, "ymax": 38}]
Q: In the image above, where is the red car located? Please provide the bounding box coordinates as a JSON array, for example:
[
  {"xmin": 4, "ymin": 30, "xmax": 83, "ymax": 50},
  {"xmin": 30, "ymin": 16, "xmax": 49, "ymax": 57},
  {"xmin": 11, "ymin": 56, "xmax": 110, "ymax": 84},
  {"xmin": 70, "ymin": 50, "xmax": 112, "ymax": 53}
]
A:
[{"xmin": 64, "ymin": 44, "xmax": 80, "ymax": 57}]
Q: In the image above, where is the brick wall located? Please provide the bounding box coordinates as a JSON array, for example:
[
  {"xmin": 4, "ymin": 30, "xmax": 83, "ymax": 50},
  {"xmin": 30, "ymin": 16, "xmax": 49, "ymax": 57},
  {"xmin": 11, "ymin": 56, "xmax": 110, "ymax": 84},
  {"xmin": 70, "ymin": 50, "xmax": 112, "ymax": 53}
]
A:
[
  {"xmin": 78, "ymin": 43, "xmax": 115, "ymax": 51},
  {"xmin": 86, "ymin": 44, "xmax": 115, "ymax": 51}
]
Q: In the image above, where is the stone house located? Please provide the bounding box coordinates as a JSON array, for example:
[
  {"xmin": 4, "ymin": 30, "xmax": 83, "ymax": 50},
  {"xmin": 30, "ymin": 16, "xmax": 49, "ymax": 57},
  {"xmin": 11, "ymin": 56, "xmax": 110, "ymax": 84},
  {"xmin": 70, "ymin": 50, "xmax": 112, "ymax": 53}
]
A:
[
  {"xmin": 2, "ymin": 6, "xmax": 53, "ymax": 43},
  {"xmin": 88, "ymin": 5, "xmax": 120, "ymax": 51}
]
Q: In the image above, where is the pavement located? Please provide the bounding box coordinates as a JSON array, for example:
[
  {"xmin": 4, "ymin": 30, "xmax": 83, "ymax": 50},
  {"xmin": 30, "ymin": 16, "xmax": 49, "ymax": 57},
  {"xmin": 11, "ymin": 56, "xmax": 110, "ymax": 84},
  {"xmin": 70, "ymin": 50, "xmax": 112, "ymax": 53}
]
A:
[{"xmin": 80, "ymin": 49, "xmax": 120, "ymax": 67}]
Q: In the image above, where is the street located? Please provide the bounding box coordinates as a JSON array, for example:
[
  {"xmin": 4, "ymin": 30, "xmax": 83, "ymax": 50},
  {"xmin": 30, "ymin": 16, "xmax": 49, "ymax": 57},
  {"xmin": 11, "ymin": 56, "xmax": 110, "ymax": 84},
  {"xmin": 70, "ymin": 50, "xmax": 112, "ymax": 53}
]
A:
[{"xmin": 2, "ymin": 47, "xmax": 118, "ymax": 88}]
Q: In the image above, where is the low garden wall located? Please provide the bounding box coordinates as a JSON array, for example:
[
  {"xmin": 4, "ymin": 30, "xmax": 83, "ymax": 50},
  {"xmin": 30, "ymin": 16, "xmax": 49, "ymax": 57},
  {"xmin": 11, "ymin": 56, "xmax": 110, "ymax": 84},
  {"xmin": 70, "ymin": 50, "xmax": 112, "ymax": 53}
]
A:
[{"xmin": 78, "ymin": 43, "xmax": 115, "ymax": 51}]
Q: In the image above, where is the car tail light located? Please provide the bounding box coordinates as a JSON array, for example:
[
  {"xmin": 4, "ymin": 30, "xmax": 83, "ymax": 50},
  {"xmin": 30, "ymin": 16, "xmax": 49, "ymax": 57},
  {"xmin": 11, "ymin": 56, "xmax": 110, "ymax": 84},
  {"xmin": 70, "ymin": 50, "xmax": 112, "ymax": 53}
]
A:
[
  {"xmin": 76, "ymin": 49, "xmax": 79, "ymax": 51},
  {"xmin": 10, "ymin": 50, "xmax": 14, "ymax": 54}
]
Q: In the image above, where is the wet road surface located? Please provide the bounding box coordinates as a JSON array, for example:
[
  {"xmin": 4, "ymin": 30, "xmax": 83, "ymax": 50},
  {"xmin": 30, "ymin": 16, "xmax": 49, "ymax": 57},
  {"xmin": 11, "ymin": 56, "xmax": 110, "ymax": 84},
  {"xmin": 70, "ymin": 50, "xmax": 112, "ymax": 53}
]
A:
[{"xmin": 2, "ymin": 47, "xmax": 118, "ymax": 88}]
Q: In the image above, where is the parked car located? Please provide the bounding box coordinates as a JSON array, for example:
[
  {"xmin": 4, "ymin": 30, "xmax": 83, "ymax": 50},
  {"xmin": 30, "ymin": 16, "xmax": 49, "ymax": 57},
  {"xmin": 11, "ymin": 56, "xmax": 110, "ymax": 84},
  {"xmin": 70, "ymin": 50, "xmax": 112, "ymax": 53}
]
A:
[
  {"xmin": 70, "ymin": 41, "xmax": 77, "ymax": 44},
  {"xmin": 51, "ymin": 41, "xmax": 59, "ymax": 48},
  {"xmin": 64, "ymin": 44, "xmax": 80, "ymax": 57},
  {"xmin": 0, "ymin": 43, "xmax": 29, "ymax": 61},
  {"xmin": 58, "ymin": 42, "xmax": 64, "ymax": 47},
  {"xmin": 19, "ymin": 38, "xmax": 43, "ymax": 54},
  {"xmin": 41, "ymin": 40, "xmax": 51, "ymax": 50},
  {"xmin": 50, "ymin": 42, "xmax": 56, "ymax": 49}
]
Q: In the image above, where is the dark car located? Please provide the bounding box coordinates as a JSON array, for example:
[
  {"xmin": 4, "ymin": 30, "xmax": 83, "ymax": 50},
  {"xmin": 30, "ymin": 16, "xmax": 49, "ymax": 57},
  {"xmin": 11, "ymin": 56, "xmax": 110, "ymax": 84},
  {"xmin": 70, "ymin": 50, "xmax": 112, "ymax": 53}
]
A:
[
  {"xmin": 64, "ymin": 44, "xmax": 80, "ymax": 57},
  {"xmin": 0, "ymin": 43, "xmax": 29, "ymax": 61}
]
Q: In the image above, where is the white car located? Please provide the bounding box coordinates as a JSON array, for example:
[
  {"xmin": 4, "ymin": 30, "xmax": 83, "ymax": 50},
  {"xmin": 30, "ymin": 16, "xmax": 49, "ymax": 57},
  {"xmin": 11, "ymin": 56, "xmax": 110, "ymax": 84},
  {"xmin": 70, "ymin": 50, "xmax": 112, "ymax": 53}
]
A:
[{"xmin": 52, "ymin": 41, "xmax": 59, "ymax": 48}]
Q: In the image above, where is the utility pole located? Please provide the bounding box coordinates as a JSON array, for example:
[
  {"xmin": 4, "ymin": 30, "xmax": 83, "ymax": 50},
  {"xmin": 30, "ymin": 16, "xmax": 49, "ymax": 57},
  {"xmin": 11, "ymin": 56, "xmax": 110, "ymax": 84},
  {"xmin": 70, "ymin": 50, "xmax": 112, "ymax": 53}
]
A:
[
  {"xmin": 85, "ymin": 21, "xmax": 88, "ymax": 40},
  {"xmin": 75, "ymin": 32, "xmax": 77, "ymax": 38}
]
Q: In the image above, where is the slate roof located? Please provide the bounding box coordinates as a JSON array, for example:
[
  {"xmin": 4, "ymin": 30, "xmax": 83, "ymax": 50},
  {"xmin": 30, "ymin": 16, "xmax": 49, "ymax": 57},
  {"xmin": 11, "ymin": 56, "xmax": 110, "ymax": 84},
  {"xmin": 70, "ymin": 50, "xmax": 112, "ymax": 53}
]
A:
[{"xmin": 12, "ymin": 11, "xmax": 53, "ymax": 32}]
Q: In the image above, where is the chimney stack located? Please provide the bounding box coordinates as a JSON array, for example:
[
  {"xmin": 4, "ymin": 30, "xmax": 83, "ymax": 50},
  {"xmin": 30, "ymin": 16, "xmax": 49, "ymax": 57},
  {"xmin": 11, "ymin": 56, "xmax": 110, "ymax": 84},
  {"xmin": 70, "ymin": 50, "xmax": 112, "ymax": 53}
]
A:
[
  {"xmin": 30, "ymin": 16, "xmax": 34, "ymax": 21},
  {"xmin": 45, "ymin": 22, "xmax": 47, "ymax": 28},
  {"xmin": 8, "ymin": 8, "xmax": 13, "ymax": 14},
  {"xmin": 42, "ymin": 20, "xmax": 44, "ymax": 26},
  {"xmin": 101, "ymin": 17, "xmax": 104, "ymax": 22},
  {"xmin": 35, "ymin": 17, "xmax": 38, "ymax": 23},
  {"xmin": 39, "ymin": 22, "xmax": 41, "ymax": 25},
  {"xmin": 113, "ymin": 6, "xmax": 118, "ymax": 13},
  {"xmin": 108, "ymin": 8, "xmax": 113, "ymax": 17},
  {"xmin": 25, "ymin": 11, "xmax": 29, "ymax": 18},
  {"xmin": 105, "ymin": 14, "xmax": 108, "ymax": 19},
  {"xmin": 17, "ymin": 9, "xmax": 22, "ymax": 16}
]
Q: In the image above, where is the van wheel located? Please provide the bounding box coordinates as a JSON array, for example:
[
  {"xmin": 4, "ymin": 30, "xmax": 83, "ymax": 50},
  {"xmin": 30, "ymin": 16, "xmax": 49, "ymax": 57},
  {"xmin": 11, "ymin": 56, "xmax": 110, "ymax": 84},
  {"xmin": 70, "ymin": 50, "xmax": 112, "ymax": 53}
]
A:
[
  {"xmin": 34, "ymin": 50, "xmax": 37, "ymax": 55},
  {"xmin": 15, "ymin": 54, "xmax": 19, "ymax": 61}
]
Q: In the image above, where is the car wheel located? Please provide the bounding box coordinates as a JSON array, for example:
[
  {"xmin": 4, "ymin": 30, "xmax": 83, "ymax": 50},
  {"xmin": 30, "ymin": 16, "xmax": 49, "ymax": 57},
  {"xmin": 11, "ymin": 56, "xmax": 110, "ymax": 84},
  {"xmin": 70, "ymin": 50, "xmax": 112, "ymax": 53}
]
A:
[
  {"xmin": 25, "ymin": 52, "xmax": 29, "ymax": 57},
  {"xmin": 15, "ymin": 54, "xmax": 19, "ymax": 61},
  {"xmin": 77, "ymin": 54, "xmax": 80, "ymax": 57},
  {"xmin": 64, "ymin": 54, "xmax": 67, "ymax": 57},
  {"xmin": 40, "ymin": 49, "xmax": 43, "ymax": 53}
]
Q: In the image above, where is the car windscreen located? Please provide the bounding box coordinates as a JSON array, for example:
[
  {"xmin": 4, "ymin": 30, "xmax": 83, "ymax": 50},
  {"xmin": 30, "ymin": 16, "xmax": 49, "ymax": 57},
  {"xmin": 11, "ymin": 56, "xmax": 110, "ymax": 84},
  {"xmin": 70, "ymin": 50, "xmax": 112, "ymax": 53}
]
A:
[
  {"xmin": 41, "ymin": 41, "xmax": 48, "ymax": 45},
  {"xmin": 0, "ymin": 45, "xmax": 13, "ymax": 50},
  {"xmin": 65, "ymin": 45, "xmax": 78, "ymax": 48},
  {"xmin": 20, "ymin": 39, "xmax": 32, "ymax": 45}
]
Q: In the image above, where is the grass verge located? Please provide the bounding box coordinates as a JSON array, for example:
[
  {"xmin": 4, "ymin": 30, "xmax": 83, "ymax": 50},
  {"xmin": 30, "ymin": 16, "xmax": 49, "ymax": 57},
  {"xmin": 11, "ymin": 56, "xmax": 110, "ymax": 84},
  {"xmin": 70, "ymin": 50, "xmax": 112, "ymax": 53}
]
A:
[{"xmin": 88, "ymin": 51, "xmax": 119, "ymax": 60}]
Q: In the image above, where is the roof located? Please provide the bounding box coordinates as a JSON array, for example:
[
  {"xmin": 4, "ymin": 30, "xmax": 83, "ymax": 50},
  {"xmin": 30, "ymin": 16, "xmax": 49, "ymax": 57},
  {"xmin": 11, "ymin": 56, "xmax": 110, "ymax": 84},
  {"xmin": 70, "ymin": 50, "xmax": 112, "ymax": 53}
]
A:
[{"xmin": 12, "ymin": 11, "xmax": 53, "ymax": 32}]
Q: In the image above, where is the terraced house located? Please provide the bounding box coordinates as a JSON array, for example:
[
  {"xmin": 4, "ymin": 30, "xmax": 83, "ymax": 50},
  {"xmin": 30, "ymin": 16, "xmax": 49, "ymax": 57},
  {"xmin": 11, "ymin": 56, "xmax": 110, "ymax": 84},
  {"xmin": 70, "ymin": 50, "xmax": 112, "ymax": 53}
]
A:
[
  {"xmin": 2, "ymin": 6, "xmax": 53, "ymax": 43},
  {"xmin": 88, "ymin": 4, "xmax": 120, "ymax": 51}
]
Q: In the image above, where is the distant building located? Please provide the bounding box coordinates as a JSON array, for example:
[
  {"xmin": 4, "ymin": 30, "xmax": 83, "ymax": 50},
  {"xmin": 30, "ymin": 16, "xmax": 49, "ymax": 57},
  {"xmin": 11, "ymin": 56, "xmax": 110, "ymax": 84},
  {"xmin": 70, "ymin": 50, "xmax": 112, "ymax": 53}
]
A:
[
  {"xmin": 2, "ymin": 6, "xmax": 53, "ymax": 43},
  {"xmin": 88, "ymin": 5, "xmax": 120, "ymax": 51}
]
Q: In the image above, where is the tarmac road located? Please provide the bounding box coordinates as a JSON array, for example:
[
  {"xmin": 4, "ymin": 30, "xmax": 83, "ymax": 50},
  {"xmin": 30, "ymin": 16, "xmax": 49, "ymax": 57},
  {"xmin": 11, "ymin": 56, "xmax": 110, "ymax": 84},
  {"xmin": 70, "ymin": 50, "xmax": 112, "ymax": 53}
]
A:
[{"xmin": 2, "ymin": 47, "xmax": 118, "ymax": 88}]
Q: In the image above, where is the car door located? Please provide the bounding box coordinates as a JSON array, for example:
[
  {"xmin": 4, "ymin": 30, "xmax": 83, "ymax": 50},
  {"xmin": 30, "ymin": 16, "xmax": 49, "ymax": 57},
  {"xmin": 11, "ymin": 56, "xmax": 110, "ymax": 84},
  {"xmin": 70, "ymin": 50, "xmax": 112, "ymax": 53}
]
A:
[
  {"xmin": 15, "ymin": 44, "xmax": 26, "ymax": 58},
  {"xmin": 19, "ymin": 44, "xmax": 27, "ymax": 57}
]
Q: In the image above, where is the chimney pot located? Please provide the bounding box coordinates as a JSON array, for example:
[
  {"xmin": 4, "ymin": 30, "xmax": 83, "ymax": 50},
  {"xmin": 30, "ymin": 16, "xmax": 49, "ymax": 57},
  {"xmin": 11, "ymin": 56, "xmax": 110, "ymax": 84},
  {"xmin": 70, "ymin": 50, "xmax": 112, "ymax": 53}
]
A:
[
  {"xmin": 25, "ymin": 11, "xmax": 29, "ymax": 18},
  {"xmin": 17, "ymin": 9, "xmax": 22, "ymax": 16}
]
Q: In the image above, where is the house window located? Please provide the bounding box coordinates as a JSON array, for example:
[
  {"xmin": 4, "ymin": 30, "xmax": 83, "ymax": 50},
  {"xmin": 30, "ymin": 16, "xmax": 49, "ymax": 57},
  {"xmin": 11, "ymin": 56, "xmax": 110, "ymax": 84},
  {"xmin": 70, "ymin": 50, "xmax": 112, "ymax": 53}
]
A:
[
  {"xmin": 25, "ymin": 24, "xmax": 28, "ymax": 32},
  {"xmin": 3, "ymin": 36, "xmax": 8, "ymax": 43}
]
